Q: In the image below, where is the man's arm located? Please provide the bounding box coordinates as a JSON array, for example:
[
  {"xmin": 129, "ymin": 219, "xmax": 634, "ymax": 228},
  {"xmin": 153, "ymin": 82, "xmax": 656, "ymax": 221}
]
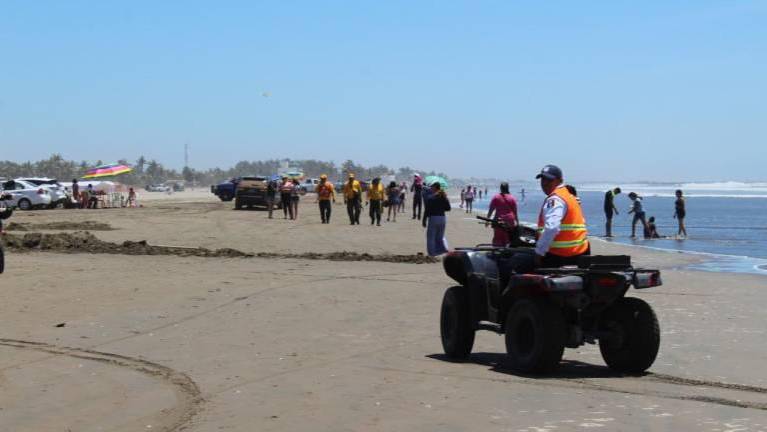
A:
[{"xmin": 534, "ymin": 196, "xmax": 566, "ymax": 257}]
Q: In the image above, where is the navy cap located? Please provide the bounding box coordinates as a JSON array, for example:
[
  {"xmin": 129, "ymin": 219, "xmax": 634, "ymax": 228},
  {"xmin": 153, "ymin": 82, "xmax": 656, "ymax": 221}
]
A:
[{"xmin": 536, "ymin": 165, "xmax": 563, "ymax": 180}]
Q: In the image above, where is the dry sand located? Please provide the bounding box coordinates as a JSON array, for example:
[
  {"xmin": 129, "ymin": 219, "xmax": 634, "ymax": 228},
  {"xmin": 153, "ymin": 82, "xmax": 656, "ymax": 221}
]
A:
[{"xmin": 1, "ymin": 191, "xmax": 766, "ymax": 431}]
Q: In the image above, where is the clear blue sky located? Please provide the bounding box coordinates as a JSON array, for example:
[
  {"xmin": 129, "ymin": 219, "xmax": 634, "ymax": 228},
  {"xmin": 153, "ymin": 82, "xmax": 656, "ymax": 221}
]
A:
[{"xmin": 1, "ymin": 1, "xmax": 765, "ymax": 181}]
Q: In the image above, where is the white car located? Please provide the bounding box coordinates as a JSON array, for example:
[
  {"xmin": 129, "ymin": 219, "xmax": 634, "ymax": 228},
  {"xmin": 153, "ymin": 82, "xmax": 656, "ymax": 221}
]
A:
[
  {"xmin": 0, "ymin": 179, "xmax": 53, "ymax": 210},
  {"xmin": 16, "ymin": 178, "xmax": 69, "ymax": 208}
]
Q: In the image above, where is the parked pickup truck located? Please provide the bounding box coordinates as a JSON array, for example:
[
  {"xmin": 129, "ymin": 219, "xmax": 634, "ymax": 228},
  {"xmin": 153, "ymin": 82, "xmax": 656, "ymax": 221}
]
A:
[
  {"xmin": 211, "ymin": 177, "xmax": 240, "ymax": 202},
  {"xmin": 234, "ymin": 176, "xmax": 280, "ymax": 210}
]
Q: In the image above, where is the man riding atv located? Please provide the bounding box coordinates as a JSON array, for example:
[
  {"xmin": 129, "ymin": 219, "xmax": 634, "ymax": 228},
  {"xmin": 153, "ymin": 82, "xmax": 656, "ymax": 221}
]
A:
[
  {"xmin": 440, "ymin": 165, "xmax": 662, "ymax": 374},
  {"xmin": 534, "ymin": 164, "xmax": 590, "ymax": 267}
]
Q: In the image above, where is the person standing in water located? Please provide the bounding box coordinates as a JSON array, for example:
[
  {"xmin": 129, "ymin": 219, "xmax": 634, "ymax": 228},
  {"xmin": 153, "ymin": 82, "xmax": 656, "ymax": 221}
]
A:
[
  {"xmin": 627, "ymin": 192, "xmax": 649, "ymax": 238},
  {"xmin": 315, "ymin": 174, "xmax": 335, "ymax": 224},
  {"xmin": 486, "ymin": 182, "xmax": 519, "ymax": 246},
  {"xmin": 410, "ymin": 174, "xmax": 424, "ymax": 220},
  {"xmin": 464, "ymin": 185, "xmax": 475, "ymax": 213},
  {"xmin": 423, "ymin": 182, "xmax": 451, "ymax": 256},
  {"xmin": 603, "ymin": 187, "xmax": 621, "ymax": 237},
  {"xmin": 674, "ymin": 189, "xmax": 687, "ymax": 238}
]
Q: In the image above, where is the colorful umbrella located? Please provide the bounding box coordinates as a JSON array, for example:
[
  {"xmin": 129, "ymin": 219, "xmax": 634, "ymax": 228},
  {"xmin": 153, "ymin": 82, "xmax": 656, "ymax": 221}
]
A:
[
  {"xmin": 424, "ymin": 175, "xmax": 449, "ymax": 190},
  {"xmin": 82, "ymin": 163, "xmax": 133, "ymax": 179}
]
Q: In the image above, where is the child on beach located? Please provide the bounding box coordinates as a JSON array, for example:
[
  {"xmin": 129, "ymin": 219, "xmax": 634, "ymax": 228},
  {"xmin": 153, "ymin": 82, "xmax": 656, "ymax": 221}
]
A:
[
  {"xmin": 627, "ymin": 192, "xmax": 649, "ymax": 239},
  {"xmin": 126, "ymin": 187, "xmax": 137, "ymax": 208},
  {"xmin": 674, "ymin": 189, "xmax": 687, "ymax": 238},
  {"xmin": 647, "ymin": 216, "xmax": 661, "ymax": 238}
]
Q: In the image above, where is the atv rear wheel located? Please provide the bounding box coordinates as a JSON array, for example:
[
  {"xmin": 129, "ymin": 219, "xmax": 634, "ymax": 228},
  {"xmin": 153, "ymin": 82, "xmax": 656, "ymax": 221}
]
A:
[
  {"xmin": 599, "ymin": 297, "xmax": 660, "ymax": 374},
  {"xmin": 0, "ymin": 243, "xmax": 4, "ymax": 274},
  {"xmin": 440, "ymin": 286, "xmax": 475, "ymax": 359},
  {"xmin": 504, "ymin": 298, "xmax": 566, "ymax": 373}
]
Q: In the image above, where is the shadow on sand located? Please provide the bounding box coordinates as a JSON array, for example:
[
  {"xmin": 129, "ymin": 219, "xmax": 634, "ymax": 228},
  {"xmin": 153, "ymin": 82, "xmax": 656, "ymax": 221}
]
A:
[{"xmin": 427, "ymin": 352, "xmax": 640, "ymax": 380}]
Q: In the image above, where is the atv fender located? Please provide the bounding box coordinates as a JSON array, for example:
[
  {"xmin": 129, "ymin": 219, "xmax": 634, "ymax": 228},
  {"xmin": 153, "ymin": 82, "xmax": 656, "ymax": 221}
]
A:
[{"xmin": 505, "ymin": 274, "xmax": 584, "ymax": 298}]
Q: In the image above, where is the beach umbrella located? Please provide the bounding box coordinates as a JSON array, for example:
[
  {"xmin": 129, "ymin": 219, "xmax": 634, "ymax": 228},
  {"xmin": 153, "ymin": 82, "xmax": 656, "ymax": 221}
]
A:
[
  {"xmin": 82, "ymin": 163, "xmax": 132, "ymax": 179},
  {"xmin": 424, "ymin": 175, "xmax": 449, "ymax": 190}
]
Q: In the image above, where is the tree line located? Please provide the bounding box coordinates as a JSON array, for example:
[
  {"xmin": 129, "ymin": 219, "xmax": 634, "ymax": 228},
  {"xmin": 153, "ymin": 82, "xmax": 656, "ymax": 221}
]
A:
[{"xmin": 0, "ymin": 154, "xmax": 449, "ymax": 186}]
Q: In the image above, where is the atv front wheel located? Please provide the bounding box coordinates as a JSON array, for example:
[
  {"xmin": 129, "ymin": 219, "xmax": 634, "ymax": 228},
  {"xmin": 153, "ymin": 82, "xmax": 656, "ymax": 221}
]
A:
[
  {"xmin": 440, "ymin": 286, "xmax": 475, "ymax": 359},
  {"xmin": 234, "ymin": 198, "xmax": 243, "ymax": 210},
  {"xmin": 505, "ymin": 298, "xmax": 566, "ymax": 373},
  {"xmin": 599, "ymin": 297, "xmax": 660, "ymax": 374}
]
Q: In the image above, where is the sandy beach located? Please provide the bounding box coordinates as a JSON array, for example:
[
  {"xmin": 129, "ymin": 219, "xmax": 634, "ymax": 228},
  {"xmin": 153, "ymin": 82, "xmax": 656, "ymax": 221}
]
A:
[{"xmin": 1, "ymin": 192, "xmax": 766, "ymax": 431}]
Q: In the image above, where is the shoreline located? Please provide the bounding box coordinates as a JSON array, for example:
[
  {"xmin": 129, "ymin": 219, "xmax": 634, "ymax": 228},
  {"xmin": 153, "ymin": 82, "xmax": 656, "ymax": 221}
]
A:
[{"xmin": 452, "ymin": 198, "xmax": 767, "ymax": 277}]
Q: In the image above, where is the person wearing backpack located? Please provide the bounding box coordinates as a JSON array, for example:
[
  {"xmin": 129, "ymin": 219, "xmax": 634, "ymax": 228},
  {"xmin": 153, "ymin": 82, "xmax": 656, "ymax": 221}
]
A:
[{"xmin": 315, "ymin": 174, "xmax": 335, "ymax": 224}]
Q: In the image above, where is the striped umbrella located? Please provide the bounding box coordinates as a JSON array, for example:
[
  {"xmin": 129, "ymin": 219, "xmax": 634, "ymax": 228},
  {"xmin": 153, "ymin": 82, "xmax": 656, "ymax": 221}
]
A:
[{"xmin": 82, "ymin": 163, "xmax": 133, "ymax": 179}]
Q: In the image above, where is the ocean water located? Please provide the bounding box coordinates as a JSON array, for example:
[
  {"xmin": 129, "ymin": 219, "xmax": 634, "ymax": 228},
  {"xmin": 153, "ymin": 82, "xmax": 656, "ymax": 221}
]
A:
[{"xmin": 467, "ymin": 182, "xmax": 767, "ymax": 275}]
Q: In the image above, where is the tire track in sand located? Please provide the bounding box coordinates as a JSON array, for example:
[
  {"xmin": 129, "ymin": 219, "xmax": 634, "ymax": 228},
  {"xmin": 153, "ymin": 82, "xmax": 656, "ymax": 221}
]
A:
[
  {"xmin": 0, "ymin": 338, "xmax": 203, "ymax": 432},
  {"xmin": 365, "ymin": 364, "xmax": 767, "ymax": 412}
]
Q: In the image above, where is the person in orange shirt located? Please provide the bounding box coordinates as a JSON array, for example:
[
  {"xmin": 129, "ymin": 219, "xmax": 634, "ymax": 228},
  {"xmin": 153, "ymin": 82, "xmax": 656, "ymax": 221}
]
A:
[
  {"xmin": 315, "ymin": 174, "xmax": 336, "ymax": 224},
  {"xmin": 342, "ymin": 173, "xmax": 362, "ymax": 225},
  {"xmin": 534, "ymin": 165, "xmax": 590, "ymax": 268},
  {"xmin": 366, "ymin": 177, "xmax": 385, "ymax": 226}
]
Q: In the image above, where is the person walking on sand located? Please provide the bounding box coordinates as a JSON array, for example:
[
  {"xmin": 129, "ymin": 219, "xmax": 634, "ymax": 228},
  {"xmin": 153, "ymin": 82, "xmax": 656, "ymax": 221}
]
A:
[
  {"xmin": 486, "ymin": 182, "xmax": 518, "ymax": 246},
  {"xmin": 315, "ymin": 174, "xmax": 335, "ymax": 224},
  {"xmin": 423, "ymin": 182, "xmax": 451, "ymax": 256},
  {"xmin": 674, "ymin": 189, "xmax": 687, "ymax": 238},
  {"xmin": 366, "ymin": 177, "xmax": 384, "ymax": 226},
  {"xmin": 464, "ymin": 185, "xmax": 475, "ymax": 213},
  {"xmin": 343, "ymin": 173, "xmax": 362, "ymax": 225},
  {"xmin": 279, "ymin": 176, "xmax": 294, "ymax": 220},
  {"xmin": 459, "ymin": 187, "xmax": 465, "ymax": 209},
  {"xmin": 385, "ymin": 181, "xmax": 400, "ymax": 222},
  {"xmin": 627, "ymin": 192, "xmax": 649, "ymax": 238},
  {"xmin": 290, "ymin": 179, "xmax": 301, "ymax": 220},
  {"xmin": 410, "ymin": 174, "xmax": 424, "ymax": 220},
  {"xmin": 603, "ymin": 187, "xmax": 621, "ymax": 237},
  {"xmin": 398, "ymin": 182, "xmax": 407, "ymax": 213},
  {"xmin": 126, "ymin": 187, "xmax": 137, "ymax": 208},
  {"xmin": 266, "ymin": 178, "xmax": 277, "ymax": 219},
  {"xmin": 71, "ymin": 179, "xmax": 80, "ymax": 208}
]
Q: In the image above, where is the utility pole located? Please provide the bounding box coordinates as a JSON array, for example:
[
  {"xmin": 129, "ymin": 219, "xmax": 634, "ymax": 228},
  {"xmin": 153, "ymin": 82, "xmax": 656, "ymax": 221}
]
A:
[{"xmin": 184, "ymin": 142, "xmax": 189, "ymax": 169}]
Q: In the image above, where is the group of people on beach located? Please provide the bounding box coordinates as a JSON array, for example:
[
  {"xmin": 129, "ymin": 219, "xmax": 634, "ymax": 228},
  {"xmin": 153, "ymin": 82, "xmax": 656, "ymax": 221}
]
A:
[
  {"xmin": 70, "ymin": 179, "xmax": 137, "ymax": 209},
  {"xmin": 604, "ymin": 188, "xmax": 687, "ymax": 239},
  {"xmin": 266, "ymin": 169, "xmax": 690, "ymax": 258},
  {"xmin": 459, "ymin": 186, "xmax": 489, "ymax": 213}
]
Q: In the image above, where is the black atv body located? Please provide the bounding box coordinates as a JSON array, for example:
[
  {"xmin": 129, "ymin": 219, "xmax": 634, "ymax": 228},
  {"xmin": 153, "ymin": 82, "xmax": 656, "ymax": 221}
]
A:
[{"xmin": 440, "ymin": 217, "xmax": 662, "ymax": 374}]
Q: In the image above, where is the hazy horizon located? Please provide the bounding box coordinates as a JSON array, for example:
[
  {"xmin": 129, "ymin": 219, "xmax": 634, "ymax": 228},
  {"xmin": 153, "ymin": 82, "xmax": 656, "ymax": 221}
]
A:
[{"xmin": 2, "ymin": 2, "xmax": 765, "ymax": 182}]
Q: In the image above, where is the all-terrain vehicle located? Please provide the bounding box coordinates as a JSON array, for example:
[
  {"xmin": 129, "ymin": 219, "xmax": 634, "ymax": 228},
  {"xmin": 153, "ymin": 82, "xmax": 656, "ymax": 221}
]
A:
[
  {"xmin": 234, "ymin": 176, "xmax": 282, "ymax": 210},
  {"xmin": 440, "ymin": 216, "xmax": 662, "ymax": 374},
  {"xmin": 0, "ymin": 192, "xmax": 14, "ymax": 274}
]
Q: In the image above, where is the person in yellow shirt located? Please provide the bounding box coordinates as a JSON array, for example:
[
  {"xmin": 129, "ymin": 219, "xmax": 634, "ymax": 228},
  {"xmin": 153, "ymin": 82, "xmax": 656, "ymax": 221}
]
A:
[
  {"xmin": 315, "ymin": 174, "xmax": 336, "ymax": 224},
  {"xmin": 343, "ymin": 173, "xmax": 362, "ymax": 225},
  {"xmin": 366, "ymin": 177, "xmax": 385, "ymax": 226}
]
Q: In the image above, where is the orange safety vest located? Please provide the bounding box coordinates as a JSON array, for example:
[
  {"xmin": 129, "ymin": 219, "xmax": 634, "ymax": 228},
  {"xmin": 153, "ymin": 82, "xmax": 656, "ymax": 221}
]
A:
[
  {"xmin": 537, "ymin": 187, "xmax": 589, "ymax": 257},
  {"xmin": 317, "ymin": 183, "xmax": 334, "ymax": 200}
]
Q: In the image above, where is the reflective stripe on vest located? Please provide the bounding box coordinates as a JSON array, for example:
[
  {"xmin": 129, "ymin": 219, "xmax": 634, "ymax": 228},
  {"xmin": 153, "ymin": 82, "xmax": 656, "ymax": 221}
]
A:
[{"xmin": 537, "ymin": 187, "xmax": 590, "ymax": 257}]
